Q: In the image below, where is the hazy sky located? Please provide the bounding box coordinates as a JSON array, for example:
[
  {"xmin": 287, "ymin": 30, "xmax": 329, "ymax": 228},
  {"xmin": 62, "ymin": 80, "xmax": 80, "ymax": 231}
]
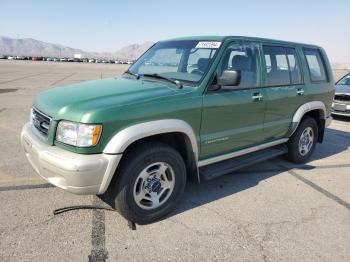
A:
[{"xmin": 1, "ymin": 0, "xmax": 349, "ymax": 63}]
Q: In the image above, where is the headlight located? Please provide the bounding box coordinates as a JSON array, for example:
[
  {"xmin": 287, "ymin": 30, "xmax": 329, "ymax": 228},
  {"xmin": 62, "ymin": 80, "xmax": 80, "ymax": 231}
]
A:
[{"xmin": 56, "ymin": 121, "xmax": 102, "ymax": 147}]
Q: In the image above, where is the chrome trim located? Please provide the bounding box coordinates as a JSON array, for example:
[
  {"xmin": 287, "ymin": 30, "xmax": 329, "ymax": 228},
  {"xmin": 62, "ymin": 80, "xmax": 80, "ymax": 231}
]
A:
[
  {"xmin": 331, "ymin": 111, "xmax": 350, "ymax": 117},
  {"xmin": 32, "ymin": 106, "xmax": 52, "ymax": 121},
  {"xmin": 198, "ymin": 138, "xmax": 288, "ymax": 167},
  {"xmin": 31, "ymin": 106, "xmax": 52, "ymax": 140}
]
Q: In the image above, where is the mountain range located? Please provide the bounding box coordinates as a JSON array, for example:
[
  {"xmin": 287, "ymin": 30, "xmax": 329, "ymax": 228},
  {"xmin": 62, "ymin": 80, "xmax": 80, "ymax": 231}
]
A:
[{"xmin": 0, "ymin": 36, "xmax": 153, "ymax": 60}]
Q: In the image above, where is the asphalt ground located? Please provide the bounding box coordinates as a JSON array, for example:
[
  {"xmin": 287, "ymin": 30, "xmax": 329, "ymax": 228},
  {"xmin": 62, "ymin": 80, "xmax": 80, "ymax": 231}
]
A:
[{"xmin": 0, "ymin": 60, "xmax": 349, "ymax": 262}]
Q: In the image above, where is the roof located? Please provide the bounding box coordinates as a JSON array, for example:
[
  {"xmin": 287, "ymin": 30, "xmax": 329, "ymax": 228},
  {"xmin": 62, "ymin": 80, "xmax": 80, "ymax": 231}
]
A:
[{"xmin": 164, "ymin": 35, "xmax": 320, "ymax": 48}]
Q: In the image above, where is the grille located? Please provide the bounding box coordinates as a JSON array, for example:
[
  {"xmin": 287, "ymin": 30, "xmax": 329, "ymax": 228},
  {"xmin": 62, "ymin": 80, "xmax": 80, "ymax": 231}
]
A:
[
  {"xmin": 31, "ymin": 107, "xmax": 51, "ymax": 138},
  {"xmin": 334, "ymin": 94, "xmax": 350, "ymax": 102}
]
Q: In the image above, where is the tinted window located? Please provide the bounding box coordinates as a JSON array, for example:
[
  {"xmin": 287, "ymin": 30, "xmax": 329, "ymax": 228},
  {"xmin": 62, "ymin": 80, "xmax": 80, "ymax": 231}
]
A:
[
  {"xmin": 286, "ymin": 48, "xmax": 302, "ymax": 84},
  {"xmin": 337, "ymin": 74, "xmax": 350, "ymax": 85},
  {"xmin": 129, "ymin": 40, "xmax": 219, "ymax": 83},
  {"xmin": 304, "ymin": 49, "xmax": 328, "ymax": 82},
  {"xmin": 217, "ymin": 43, "xmax": 259, "ymax": 88},
  {"xmin": 263, "ymin": 46, "xmax": 290, "ymax": 86}
]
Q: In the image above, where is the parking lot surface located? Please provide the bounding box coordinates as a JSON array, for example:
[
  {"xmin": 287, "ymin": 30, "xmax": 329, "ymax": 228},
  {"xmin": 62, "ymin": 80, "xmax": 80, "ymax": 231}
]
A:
[{"xmin": 0, "ymin": 60, "xmax": 349, "ymax": 262}]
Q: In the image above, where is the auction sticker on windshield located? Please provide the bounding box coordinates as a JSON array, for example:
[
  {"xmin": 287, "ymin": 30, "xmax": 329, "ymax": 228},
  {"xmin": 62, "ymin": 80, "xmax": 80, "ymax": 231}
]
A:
[{"xmin": 195, "ymin": 41, "xmax": 221, "ymax": 49}]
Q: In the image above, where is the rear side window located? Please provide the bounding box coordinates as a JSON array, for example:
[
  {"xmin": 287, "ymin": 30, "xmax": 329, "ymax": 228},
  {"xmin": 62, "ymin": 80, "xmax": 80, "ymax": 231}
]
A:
[
  {"xmin": 263, "ymin": 46, "xmax": 302, "ymax": 86},
  {"xmin": 286, "ymin": 48, "xmax": 302, "ymax": 84},
  {"xmin": 303, "ymin": 49, "xmax": 328, "ymax": 82}
]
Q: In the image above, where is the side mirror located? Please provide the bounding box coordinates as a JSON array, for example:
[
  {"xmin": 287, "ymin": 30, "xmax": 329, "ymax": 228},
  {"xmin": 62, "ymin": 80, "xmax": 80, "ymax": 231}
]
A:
[{"xmin": 217, "ymin": 70, "xmax": 241, "ymax": 87}]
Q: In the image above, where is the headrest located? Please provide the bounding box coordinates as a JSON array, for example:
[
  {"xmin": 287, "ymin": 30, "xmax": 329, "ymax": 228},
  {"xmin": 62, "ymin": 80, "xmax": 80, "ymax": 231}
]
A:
[
  {"xmin": 197, "ymin": 58, "xmax": 210, "ymax": 72},
  {"xmin": 231, "ymin": 55, "xmax": 251, "ymax": 71}
]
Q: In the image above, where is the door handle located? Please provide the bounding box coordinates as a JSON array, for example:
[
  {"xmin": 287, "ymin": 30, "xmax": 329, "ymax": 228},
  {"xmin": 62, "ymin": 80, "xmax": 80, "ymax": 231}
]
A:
[
  {"xmin": 296, "ymin": 88, "xmax": 305, "ymax": 96},
  {"xmin": 252, "ymin": 93, "xmax": 263, "ymax": 101}
]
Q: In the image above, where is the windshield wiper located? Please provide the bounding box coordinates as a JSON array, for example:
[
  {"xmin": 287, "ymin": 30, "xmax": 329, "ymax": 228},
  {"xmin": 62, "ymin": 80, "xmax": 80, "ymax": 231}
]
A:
[
  {"xmin": 123, "ymin": 70, "xmax": 140, "ymax": 79},
  {"xmin": 142, "ymin": 73, "xmax": 183, "ymax": 88}
]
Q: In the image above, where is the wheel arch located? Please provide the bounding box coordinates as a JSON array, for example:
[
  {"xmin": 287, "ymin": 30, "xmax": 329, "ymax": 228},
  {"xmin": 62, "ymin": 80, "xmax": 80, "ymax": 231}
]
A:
[
  {"xmin": 288, "ymin": 101, "xmax": 327, "ymax": 142},
  {"xmin": 100, "ymin": 119, "xmax": 200, "ymax": 193}
]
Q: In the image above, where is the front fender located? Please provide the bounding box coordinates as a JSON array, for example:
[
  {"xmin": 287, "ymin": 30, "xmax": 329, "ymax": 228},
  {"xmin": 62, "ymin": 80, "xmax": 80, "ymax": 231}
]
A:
[{"xmin": 103, "ymin": 119, "xmax": 199, "ymax": 160}]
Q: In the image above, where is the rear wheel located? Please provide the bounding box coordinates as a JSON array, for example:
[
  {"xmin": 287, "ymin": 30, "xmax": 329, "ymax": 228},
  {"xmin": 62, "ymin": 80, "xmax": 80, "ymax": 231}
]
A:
[
  {"xmin": 108, "ymin": 142, "xmax": 186, "ymax": 224},
  {"xmin": 286, "ymin": 117, "xmax": 318, "ymax": 163}
]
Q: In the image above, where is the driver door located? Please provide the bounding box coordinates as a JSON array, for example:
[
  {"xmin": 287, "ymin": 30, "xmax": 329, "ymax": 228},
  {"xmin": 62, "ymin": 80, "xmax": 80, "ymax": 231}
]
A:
[{"xmin": 200, "ymin": 41, "xmax": 266, "ymax": 160}]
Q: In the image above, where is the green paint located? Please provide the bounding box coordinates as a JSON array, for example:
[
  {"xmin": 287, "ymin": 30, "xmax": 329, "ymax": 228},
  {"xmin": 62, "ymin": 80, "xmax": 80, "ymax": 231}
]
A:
[{"xmin": 32, "ymin": 36, "xmax": 334, "ymax": 158}]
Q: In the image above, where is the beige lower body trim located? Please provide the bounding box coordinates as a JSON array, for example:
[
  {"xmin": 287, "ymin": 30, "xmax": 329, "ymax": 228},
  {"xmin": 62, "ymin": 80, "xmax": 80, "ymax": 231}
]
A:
[
  {"xmin": 21, "ymin": 123, "xmax": 121, "ymax": 195},
  {"xmin": 198, "ymin": 138, "xmax": 289, "ymax": 167}
]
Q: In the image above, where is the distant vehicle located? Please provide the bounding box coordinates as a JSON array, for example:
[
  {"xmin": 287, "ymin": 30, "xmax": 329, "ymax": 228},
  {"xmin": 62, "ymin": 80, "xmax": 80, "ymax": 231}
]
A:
[
  {"xmin": 53, "ymin": 58, "xmax": 59, "ymax": 62},
  {"xmin": 82, "ymin": 58, "xmax": 88, "ymax": 63},
  {"xmin": 60, "ymin": 58, "xmax": 68, "ymax": 62},
  {"xmin": 0, "ymin": 55, "xmax": 7, "ymax": 59},
  {"xmin": 95, "ymin": 59, "xmax": 101, "ymax": 63},
  {"xmin": 7, "ymin": 56, "xmax": 15, "ymax": 60},
  {"xmin": 127, "ymin": 61, "xmax": 133, "ymax": 64},
  {"xmin": 16, "ymin": 56, "xmax": 25, "ymax": 60},
  {"xmin": 32, "ymin": 57, "xmax": 43, "ymax": 61},
  {"xmin": 67, "ymin": 58, "xmax": 75, "ymax": 62},
  {"xmin": 101, "ymin": 60, "xmax": 108, "ymax": 63},
  {"xmin": 88, "ymin": 59, "xmax": 95, "ymax": 63},
  {"xmin": 114, "ymin": 60, "xmax": 121, "ymax": 64},
  {"xmin": 332, "ymin": 73, "xmax": 350, "ymax": 117},
  {"xmin": 46, "ymin": 57, "xmax": 53, "ymax": 61}
]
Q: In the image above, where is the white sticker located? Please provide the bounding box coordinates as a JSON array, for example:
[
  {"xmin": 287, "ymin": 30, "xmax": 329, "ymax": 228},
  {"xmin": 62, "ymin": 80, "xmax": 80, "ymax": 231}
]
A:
[{"xmin": 195, "ymin": 41, "xmax": 221, "ymax": 49}]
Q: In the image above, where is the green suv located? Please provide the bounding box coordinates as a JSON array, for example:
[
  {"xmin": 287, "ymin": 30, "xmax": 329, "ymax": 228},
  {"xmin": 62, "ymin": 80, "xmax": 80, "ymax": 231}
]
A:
[{"xmin": 21, "ymin": 36, "xmax": 334, "ymax": 224}]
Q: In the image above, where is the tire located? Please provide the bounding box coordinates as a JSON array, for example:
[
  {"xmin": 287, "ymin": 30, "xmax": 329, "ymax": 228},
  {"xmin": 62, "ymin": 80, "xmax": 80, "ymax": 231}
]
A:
[
  {"xmin": 108, "ymin": 142, "xmax": 186, "ymax": 224},
  {"xmin": 286, "ymin": 117, "xmax": 318, "ymax": 163}
]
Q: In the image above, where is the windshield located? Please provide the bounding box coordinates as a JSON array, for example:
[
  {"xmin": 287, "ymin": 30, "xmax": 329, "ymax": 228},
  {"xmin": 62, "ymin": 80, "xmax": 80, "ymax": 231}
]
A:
[
  {"xmin": 337, "ymin": 74, "xmax": 350, "ymax": 85},
  {"xmin": 127, "ymin": 40, "xmax": 220, "ymax": 84}
]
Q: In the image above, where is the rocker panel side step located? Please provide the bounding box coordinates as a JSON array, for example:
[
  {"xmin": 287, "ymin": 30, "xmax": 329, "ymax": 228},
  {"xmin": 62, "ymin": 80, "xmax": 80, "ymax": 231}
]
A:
[{"xmin": 199, "ymin": 145, "xmax": 288, "ymax": 180}]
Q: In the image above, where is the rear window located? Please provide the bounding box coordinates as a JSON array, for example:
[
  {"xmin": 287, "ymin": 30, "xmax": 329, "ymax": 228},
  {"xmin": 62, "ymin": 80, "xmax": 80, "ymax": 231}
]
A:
[{"xmin": 303, "ymin": 49, "xmax": 328, "ymax": 82}]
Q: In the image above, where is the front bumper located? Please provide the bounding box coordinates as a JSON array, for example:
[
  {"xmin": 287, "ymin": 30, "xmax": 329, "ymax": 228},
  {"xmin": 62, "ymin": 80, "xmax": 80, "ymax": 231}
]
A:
[
  {"xmin": 331, "ymin": 110, "xmax": 350, "ymax": 117},
  {"xmin": 20, "ymin": 123, "xmax": 122, "ymax": 194},
  {"xmin": 331, "ymin": 101, "xmax": 350, "ymax": 117}
]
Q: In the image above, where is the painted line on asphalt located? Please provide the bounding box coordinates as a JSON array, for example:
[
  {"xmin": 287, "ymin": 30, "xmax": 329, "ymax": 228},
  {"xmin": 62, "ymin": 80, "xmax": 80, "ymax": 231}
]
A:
[
  {"xmin": 0, "ymin": 73, "xmax": 45, "ymax": 85},
  {"xmin": 286, "ymin": 168, "xmax": 350, "ymax": 210},
  {"xmin": 88, "ymin": 196, "xmax": 108, "ymax": 262},
  {"xmin": 0, "ymin": 183, "xmax": 53, "ymax": 192},
  {"xmin": 0, "ymin": 88, "xmax": 18, "ymax": 94},
  {"xmin": 50, "ymin": 72, "xmax": 76, "ymax": 86}
]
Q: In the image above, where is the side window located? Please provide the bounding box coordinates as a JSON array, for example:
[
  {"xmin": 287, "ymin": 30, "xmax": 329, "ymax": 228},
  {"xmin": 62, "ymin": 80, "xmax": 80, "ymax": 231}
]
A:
[
  {"xmin": 286, "ymin": 48, "xmax": 302, "ymax": 84},
  {"xmin": 263, "ymin": 46, "xmax": 290, "ymax": 86},
  {"xmin": 217, "ymin": 43, "xmax": 259, "ymax": 88},
  {"xmin": 303, "ymin": 49, "xmax": 328, "ymax": 82}
]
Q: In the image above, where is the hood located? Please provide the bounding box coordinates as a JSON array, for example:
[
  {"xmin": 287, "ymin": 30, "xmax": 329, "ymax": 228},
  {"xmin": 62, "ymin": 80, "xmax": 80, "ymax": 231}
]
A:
[
  {"xmin": 335, "ymin": 84, "xmax": 350, "ymax": 94},
  {"xmin": 34, "ymin": 77, "xmax": 185, "ymax": 122}
]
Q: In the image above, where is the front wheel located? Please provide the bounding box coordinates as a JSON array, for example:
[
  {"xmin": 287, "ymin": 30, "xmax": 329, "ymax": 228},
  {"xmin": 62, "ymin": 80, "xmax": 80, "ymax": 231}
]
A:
[
  {"xmin": 108, "ymin": 142, "xmax": 186, "ymax": 224},
  {"xmin": 286, "ymin": 117, "xmax": 318, "ymax": 163}
]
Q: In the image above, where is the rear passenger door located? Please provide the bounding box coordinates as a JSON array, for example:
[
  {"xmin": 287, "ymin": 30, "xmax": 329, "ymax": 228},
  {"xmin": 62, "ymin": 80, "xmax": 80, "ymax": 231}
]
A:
[{"xmin": 262, "ymin": 45, "xmax": 305, "ymax": 141}]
